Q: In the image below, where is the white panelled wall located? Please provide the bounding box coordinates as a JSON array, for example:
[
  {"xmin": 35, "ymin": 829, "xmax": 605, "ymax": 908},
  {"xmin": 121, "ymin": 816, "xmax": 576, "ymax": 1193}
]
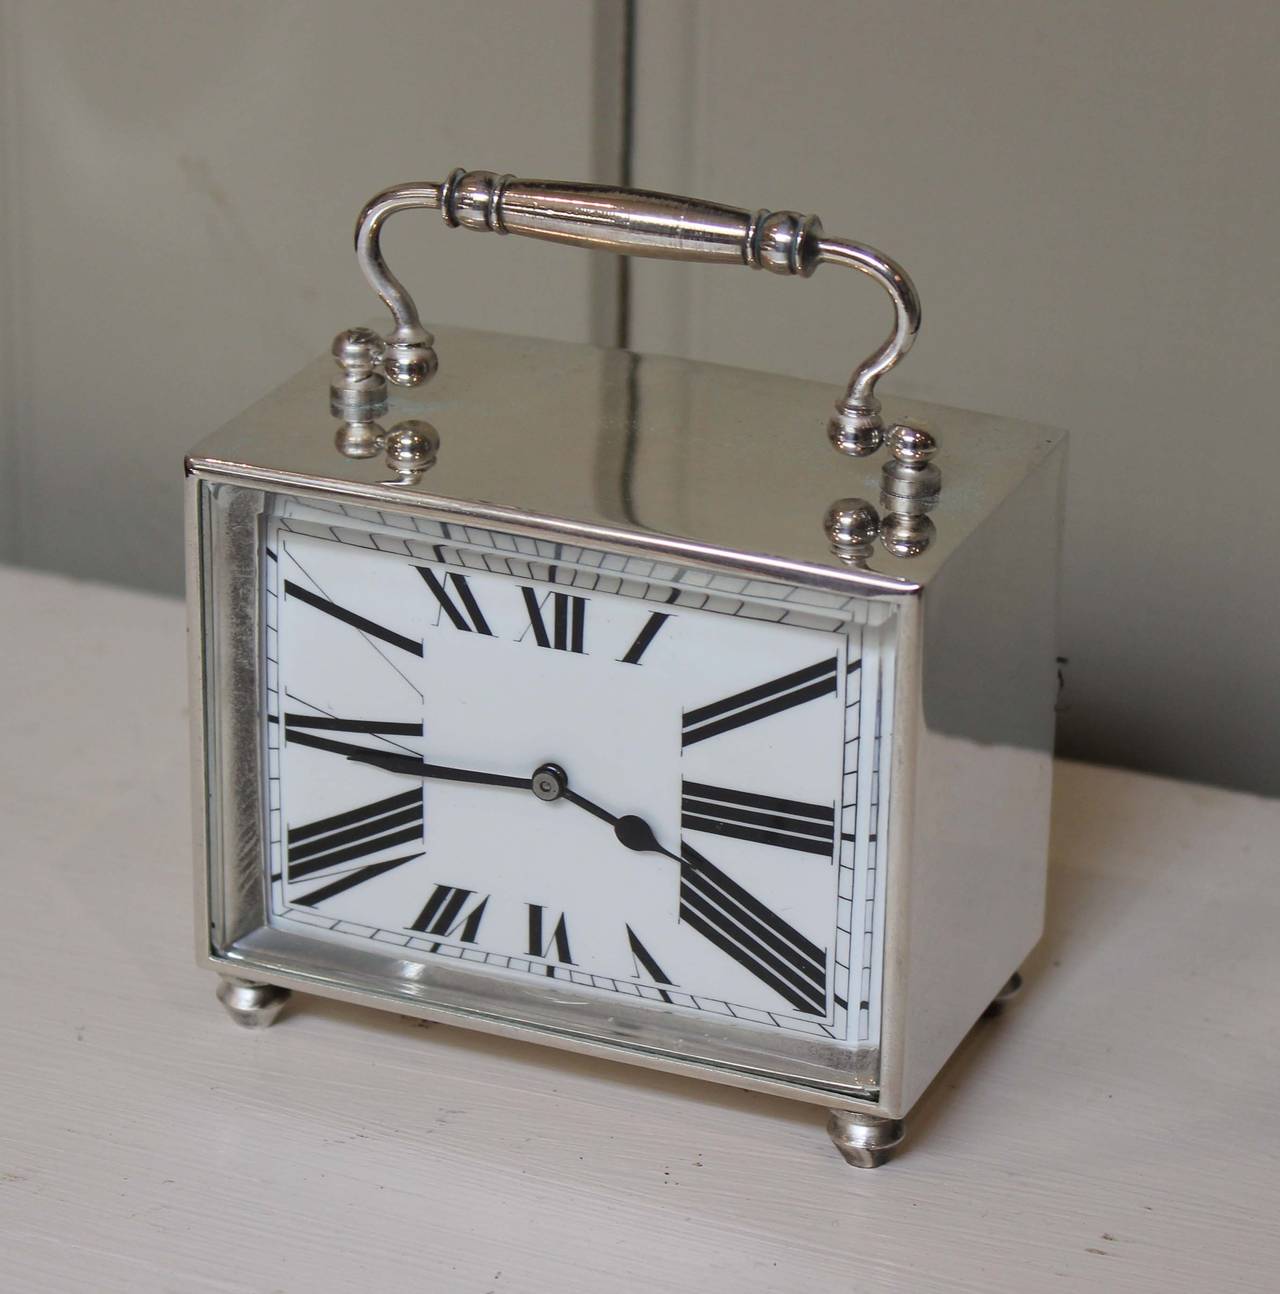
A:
[{"xmin": 627, "ymin": 0, "xmax": 1280, "ymax": 796}]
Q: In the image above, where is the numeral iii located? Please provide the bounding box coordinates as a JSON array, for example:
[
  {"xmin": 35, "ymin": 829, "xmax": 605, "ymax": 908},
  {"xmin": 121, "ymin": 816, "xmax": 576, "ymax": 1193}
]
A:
[{"xmin": 681, "ymin": 781, "xmax": 835, "ymax": 857}]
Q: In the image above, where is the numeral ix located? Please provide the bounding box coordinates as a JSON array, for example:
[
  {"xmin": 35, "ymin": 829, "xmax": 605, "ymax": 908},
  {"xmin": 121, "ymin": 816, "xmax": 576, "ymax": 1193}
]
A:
[{"xmin": 283, "ymin": 713, "xmax": 422, "ymax": 761}]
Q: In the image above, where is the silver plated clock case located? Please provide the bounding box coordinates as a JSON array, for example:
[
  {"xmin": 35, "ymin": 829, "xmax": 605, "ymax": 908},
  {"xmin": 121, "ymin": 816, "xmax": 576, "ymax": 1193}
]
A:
[{"xmin": 187, "ymin": 172, "xmax": 1065, "ymax": 1167}]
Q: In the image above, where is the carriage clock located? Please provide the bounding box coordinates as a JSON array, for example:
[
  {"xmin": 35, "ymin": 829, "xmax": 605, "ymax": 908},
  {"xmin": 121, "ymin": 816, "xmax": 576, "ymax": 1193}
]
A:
[{"xmin": 187, "ymin": 170, "xmax": 1065, "ymax": 1167}]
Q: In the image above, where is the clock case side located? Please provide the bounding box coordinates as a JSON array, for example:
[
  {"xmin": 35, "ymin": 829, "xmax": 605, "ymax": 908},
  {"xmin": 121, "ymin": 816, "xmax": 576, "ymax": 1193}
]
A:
[
  {"xmin": 187, "ymin": 472, "xmax": 274, "ymax": 963},
  {"xmin": 187, "ymin": 472, "xmax": 211, "ymax": 964},
  {"xmin": 878, "ymin": 437, "xmax": 1066, "ymax": 1117}
]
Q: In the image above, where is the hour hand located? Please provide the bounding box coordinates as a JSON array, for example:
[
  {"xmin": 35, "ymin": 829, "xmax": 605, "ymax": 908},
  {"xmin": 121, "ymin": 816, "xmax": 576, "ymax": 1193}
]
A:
[
  {"xmin": 345, "ymin": 748, "xmax": 530, "ymax": 790},
  {"xmin": 542, "ymin": 770, "xmax": 678, "ymax": 863}
]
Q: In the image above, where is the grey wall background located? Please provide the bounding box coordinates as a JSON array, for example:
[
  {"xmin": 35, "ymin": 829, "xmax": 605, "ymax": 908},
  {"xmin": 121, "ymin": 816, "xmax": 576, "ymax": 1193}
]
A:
[
  {"xmin": 0, "ymin": 0, "xmax": 626, "ymax": 591},
  {"xmin": 626, "ymin": 0, "xmax": 1280, "ymax": 796},
  {"xmin": 1, "ymin": 0, "xmax": 1277, "ymax": 796}
]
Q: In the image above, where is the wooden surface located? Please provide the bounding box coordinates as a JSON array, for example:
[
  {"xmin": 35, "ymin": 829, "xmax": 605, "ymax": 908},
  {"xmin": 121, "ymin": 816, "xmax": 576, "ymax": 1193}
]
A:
[{"xmin": 2, "ymin": 564, "xmax": 1278, "ymax": 1292}]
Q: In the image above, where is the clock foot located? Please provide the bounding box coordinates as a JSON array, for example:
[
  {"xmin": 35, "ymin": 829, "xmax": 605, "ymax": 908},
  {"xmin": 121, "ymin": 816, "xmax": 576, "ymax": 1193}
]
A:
[
  {"xmin": 826, "ymin": 1109, "xmax": 905, "ymax": 1168},
  {"xmin": 982, "ymin": 969, "xmax": 1024, "ymax": 1019},
  {"xmin": 216, "ymin": 977, "xmax": 291, "ymax": 1029}
]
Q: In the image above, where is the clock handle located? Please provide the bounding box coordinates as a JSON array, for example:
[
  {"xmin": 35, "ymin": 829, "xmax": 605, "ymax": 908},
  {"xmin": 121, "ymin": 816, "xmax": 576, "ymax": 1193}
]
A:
[{"xmin": 346, "ymin": 170, "xmax": 921, "ymax": 455}]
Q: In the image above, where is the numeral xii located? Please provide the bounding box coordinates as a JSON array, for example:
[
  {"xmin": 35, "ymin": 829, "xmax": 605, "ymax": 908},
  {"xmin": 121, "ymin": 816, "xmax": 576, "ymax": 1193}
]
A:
[{"xmin": 522, "ymin": 588, "xmax": 586, "ymax": 653}]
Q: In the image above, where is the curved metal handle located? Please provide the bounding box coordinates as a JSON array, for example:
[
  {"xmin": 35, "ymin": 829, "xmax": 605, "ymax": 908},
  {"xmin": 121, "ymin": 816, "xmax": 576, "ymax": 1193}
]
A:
[{"xmin": 345, "ymin": 169, "xmax": 922, "ymax": 455}]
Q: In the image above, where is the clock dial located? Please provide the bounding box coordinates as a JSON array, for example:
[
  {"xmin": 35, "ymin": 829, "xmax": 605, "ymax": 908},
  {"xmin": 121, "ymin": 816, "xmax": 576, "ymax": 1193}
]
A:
[{"xmin": 263, "ymin": 501, "xmax": 892, "ymax": 1044}]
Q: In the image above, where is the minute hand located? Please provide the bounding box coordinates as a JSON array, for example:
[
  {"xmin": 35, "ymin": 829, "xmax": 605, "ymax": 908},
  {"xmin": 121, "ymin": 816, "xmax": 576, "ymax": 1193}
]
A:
[{"xmin": 345, "ymin": 748, "xmax": 530, "ymax": 789}]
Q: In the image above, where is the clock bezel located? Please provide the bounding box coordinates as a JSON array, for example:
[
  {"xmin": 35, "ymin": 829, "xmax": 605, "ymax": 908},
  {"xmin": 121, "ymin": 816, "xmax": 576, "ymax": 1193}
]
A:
[{"xmin": 187, "ymin": 463, "xmax": 923, "ymax": 1113}]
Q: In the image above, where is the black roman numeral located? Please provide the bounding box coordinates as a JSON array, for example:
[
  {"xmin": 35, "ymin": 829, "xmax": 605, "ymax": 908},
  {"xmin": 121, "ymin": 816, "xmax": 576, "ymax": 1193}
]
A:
[
  {"xmin": 288, "ymin": 787, "xmax": 424, "ymax": 880},
  {"xmin": 284, "ymin": 713, "xmax": 422, "ymax": 760},
  {"xmin": 681, "ymin": 657, "xmax": 838, "ymax": 747},
  {"xmin": 293, "ymin": 853, "xmax": 421, "ymax": 908},
  {"xmin": 681, "ymin": 781, "xmax": 835, "ymax": 857},
  {"xmin": 626, "ymin": 925, "xmax": 675, "ymax": 1003},
  {"xmin": 417, "ymin": 567, "xmax": 493, "ymax": 634},
  {"xmin": 678, "ymin": 844, "xmax": 827, "ymax": 1016},
  {"xmin": 521, "ymin": 588, "xmax": 586, "ymax": 653},
  {"xmin": 284, "ymin": 580, "xmax": 421, "ymax": 656},
  {"xmin": 285, "ymin": 787, "xmax": 424, "ymax": 907},
  {"xmin": 527, "ymin": 904, "xmax": 574, "ymax": 969},
  {"xmin": 410, "ymin": 884, "xmax": 489, "ymax": 943},
  {"xmin": 618, "ymin": 611, "xmax": 672, "ymax": 665}
]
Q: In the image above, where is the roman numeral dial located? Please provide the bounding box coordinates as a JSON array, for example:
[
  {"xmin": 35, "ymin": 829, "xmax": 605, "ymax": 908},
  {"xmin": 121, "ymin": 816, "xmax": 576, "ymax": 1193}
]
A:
[
  {"xmin": 681, "ymin": 781, "xmax": 836, "ymax": 857},
  {"xmin": 682, "ymin": 657, "xmax": 839, "ymax": 746},
  {"xmin": 678, "ymin": 844, "xmax": 828, "ymax": 1016}
]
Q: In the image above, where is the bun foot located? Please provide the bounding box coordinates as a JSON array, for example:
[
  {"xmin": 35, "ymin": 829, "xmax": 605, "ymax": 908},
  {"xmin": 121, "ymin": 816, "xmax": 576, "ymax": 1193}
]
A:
[
  {"xmin": 216, "ymin": 977, "xmax": 291, "ymax": 1029},
  {"xmin": 827, "ymin": 1109, "xmax": 905, "ymax": 1168}
]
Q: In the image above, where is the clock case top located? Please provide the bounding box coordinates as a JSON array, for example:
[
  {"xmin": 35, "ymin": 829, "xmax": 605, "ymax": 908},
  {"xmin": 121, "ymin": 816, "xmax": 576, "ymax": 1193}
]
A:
[
  {"xmin": 187, "ymin": 324, "xmax": 1067, "ymax": 1118},
  {"xmin": 187, "ymin": 324, "xmax": 1064, "ymax": 597}
]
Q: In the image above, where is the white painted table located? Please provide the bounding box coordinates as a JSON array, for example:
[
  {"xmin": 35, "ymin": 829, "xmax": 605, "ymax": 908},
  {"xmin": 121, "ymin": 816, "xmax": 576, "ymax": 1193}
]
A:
[{"xmin": 2, "ymin": 565, "xmax": 1277, "ymax": 1292}]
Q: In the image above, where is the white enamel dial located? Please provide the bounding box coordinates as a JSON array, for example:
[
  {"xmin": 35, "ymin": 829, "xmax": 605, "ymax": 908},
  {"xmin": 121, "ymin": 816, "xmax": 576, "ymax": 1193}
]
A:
[{"xmin": 264, "ymin": 499, "xmax": 893, "ymax": 1044}]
